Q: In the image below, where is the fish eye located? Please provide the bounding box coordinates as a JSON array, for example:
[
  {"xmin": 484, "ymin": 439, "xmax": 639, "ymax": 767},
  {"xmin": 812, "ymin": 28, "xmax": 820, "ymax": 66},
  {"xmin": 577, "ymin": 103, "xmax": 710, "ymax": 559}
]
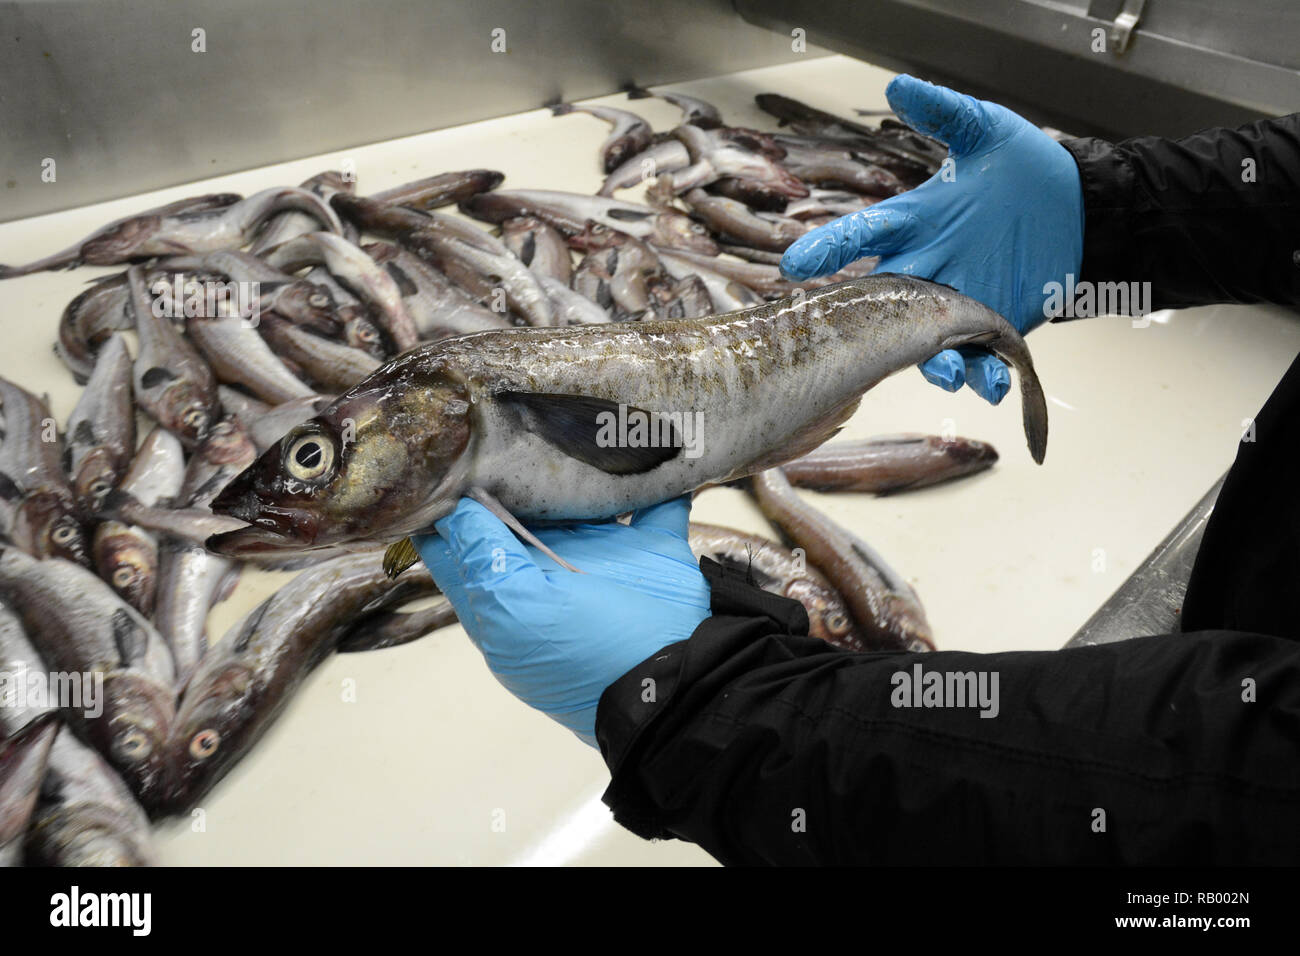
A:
[
  {"xmin": 182, "ymin": 408, "xmax": 209, "ymax": 432},
  {"xmin": 358, "ymin": 326, "xmax": 378, "ymax": 342},
  {"xmin": 308, "ymin": 292, "xmax": 330, "ymax": 309},
  {"xmin": 90, "ymin": 478, "xmax": 111, "ymax": 496},
  {"xmin": 51, "ymin": 524, "xmax": 77, "ymax": 545},
  {"xmin": 189, "ymin": 729, "xmax": 220, "ymax": 761},
  {"xmin": 112, "ymin": 566, "xmax": 137, "ymax": 588},
  {"xmin": 114, "ymin": 729, "xmax": 152, "ymax": 761},
  {"xmin": 691, "ymin": 223, "xmax": 706, "ymax": 234},
  {"xmin": 825, "ymin": 612, "xmax": 851, "ymax": 635},
  {"xmin": 285, "ymin": 432, "xmax": 335, "ymax": 481}
]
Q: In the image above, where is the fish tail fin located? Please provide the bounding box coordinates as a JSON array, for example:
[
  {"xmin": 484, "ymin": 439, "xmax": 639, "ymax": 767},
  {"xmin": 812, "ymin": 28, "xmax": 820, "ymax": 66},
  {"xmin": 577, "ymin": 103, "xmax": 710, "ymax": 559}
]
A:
[
  {"xmin": 624, "ymin": 84, "xmax": 653, "ymax": 100},
  {"xmin": 940, "ymin": 313, "xmax": 1048, "ymax": 465},
  {"xmin": 971, "ymin": 324, "xmax": 1049, "ymax": 466},
  {"xmin": 548, "ymin": 102, "xmax": 575, "ymax": 117}
]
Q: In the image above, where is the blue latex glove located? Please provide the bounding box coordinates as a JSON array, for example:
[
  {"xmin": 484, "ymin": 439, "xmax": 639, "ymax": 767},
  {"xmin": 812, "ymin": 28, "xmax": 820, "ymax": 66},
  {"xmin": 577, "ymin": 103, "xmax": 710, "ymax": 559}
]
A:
[
  {"xmin": 780, "ymin": 74, "xmax": 1085, "ymax": 404},
  {"xmin": 415, "ymin": 496, "xmax": 710, "ymax": 748}
]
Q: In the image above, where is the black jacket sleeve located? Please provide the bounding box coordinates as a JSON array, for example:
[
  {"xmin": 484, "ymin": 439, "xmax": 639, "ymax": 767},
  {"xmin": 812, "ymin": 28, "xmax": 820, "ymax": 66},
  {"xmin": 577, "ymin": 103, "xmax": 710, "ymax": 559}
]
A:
[
  {"xmin": 596, "ymin": 559, "xmax": 1300, "ymax": 865},
  {"xmin": 1061, "ymin": 114, "xmax": 1300, "ymax": 310}
]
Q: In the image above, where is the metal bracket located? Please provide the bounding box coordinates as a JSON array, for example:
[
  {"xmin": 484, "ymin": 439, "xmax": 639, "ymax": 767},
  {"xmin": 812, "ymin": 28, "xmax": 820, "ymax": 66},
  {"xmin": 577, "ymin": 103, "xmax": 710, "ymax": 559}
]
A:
[{"xmin": 1107, "ymin": 0, "xmax": 1146, "ymax": 55}]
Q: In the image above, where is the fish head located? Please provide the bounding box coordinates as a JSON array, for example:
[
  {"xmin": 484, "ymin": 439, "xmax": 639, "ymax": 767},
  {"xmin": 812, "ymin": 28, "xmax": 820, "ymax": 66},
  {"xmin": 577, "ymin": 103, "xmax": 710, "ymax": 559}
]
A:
[
  {"xmin": 71, "ymin": 446, "xmax": 123, "ymax": 516},
  {"xmin": 274, "ymin": 279, "xmax": 344, "ymax": 335},
  {"xmin": 651, "ymin": 211, "xmax": 719, "ymax": 255},
  {"xmin": 205, "ymin": 359, "xmax": 473, "ymax": 558},
  {"xmin": 92, "ymin": 521, "xmax": 157, "ymax": 615},
  {"xmin": 569, "ymin": 220, "xmax": 628, "ymax": 253},
  {"xmin": 16, "ymin": 492, "xmax": 90, "ymax": 567},
  {"xmin": 341, "ymin": 308, "xmax": 389, "ymax": 358},
  {"xmin": 785, "ymin": 578, "xmax": 862, "ymax": 651},
  {"xmin": 145, "ymin": 375, "xmax": 216, "ymax": 448},
  {"xmin": 87, "ymin": 671, "xmax": 176, "ymax": 806},
  {"xmin": 153, "ymin": 660, "xmax": 260, "ymax": 813}
]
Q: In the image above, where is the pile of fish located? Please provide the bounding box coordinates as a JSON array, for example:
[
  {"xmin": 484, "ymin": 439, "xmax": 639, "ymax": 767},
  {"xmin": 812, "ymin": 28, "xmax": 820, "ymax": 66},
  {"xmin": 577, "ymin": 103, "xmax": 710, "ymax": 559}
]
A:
[{"xmin": 0, "ymin": 89, "xmax": 1035, "ymax": 865}]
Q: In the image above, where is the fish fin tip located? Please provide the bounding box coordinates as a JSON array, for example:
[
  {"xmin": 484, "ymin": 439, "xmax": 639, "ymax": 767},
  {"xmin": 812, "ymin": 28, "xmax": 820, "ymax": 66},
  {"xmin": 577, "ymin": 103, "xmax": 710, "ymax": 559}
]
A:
[
  {"xmin": 466, "ymin": 487, "xmax": 582, "ymax": 573},
  {"xmin": 382, "ymin": 537, "xmax": 420, "ymax": 579}
]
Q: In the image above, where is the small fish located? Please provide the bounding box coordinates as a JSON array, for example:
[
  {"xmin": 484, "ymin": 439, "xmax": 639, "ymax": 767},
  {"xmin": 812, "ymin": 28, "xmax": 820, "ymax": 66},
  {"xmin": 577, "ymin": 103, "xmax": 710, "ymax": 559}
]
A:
[
  {"xmin": 152, "ymin": 551, "xmax": 437, "ymax": 815},
  {"xmin": 67, "ymin": 352, "xmax": 138, "ymax": 520},
  {"xmin": 776, "ymin": 143, "xmax": 908, "ymax": 198},
  {"xmin": 539, "ymin": 275, "xmax": 613, "ymax": 325},
  {"xmin": 336, "ymin": 599, "xmax": 458, "ymax": 653},
  {"xmin": 0, "ymin": 377, "xmax": 89, "ymax": 566},
  {"xmin": 257, "ymin": 315, "xmax": 381, "ymax": 392},
  {"xmin": 0, "ymin": 713, "xmax": 60, "ymax": 866},
  {"xmin": 92, "ymin": 520, "xmax": 159, "ymax": 618},
  {"xmin": 681, "ymin": 188, "xmax": 809, "ymax": 252},
  {"xmin": 0, "ymin": 546, "xmax": 176, "ymax": 802},
  {"xmin": 749, "ymin": 468, "xmax": 933, "ymax": 651},
  {"xmin": 331, "ymin": 195, "xmax": 557, "ymax": 328},
  {"xmin": 250, "ymin": 171, "xmax": 358, "ymax": 255},
  {"xmin": 626, "ymin": 85, "xmax": 723, "ymax": 128},
  {"xmin": 688, "ymin": 523, "xmax": 863, "ymax": 650},
  {"xmin": 364, "ymin": 242, "xmax": 514, "ymax": 340},
  {"xmin": 655, "ymin": 249, "xmax": 765, "ymax": 312},
  {"xmin": 55, "ymin": 273, "xmax": 135, "ymax": 384},
  {"xmin": 369, "ymin": 169, "xmax": 505, "ymax": 210},
  {"xmin": 649, "ymin": 125, "xmax": 809, "ymax": 202},
  {"xmin": 7, "ymin": 188, "xmax": 341, "ymax": 275},
  {"xmin": 24, "ymin": 732, "xmax": 155, "ymax": 866},
  {"xmin": 459, "ymin": 189, "xmax": 719, "ymax": 255},
  {"xmin": 128, "ymin": 264, "xmax": 219, "ymax": 448},
  {"xmin": 551, "ymin": 103, "xmax": 654, "ymax": 173},
  {"xmin": 0, "ymin": 193, "xmax": 240, "ymax": 279},
  {"xmin": 598, "ymin": 139, "xmax": 690, "ymax": 197},
  {"xmin": 205, "ymin": 275, "xmax": 1047, "ymax": 568},
  {"xmin": 0, "ymin": 604, "xmax": 151, "ymax": 866},
  {"xmin": 262, "ymin": 232, "xmax": 421, "ymax": 351},
  {"xmin": 500, "ymin": 216, "xmax": 573, "ymax": 284},
  {"xmin": 782, "ymin": 434, "xmax": 999, "ymax": 494},
  {"xmin": 154, "ymin": 418, "xmax": 256, "ymax": 687},
  {"xmin": 186, "ymin": 314, "xmax": 318, "ymax": 405},
  {"xmin": 159, "ymin": 250, "xmax": 343, "ymax": 336}
]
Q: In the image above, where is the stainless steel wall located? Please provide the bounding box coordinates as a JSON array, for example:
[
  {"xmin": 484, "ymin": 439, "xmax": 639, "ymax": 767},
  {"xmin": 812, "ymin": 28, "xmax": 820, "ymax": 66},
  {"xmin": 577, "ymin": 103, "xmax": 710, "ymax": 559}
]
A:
[
  {"xmin": 736, "ymin": 0, "xmax": 1300, "ymax": 140},
  {"xmin": 0, "ymin": 0, "xmax": 814, "ymax": 222}
]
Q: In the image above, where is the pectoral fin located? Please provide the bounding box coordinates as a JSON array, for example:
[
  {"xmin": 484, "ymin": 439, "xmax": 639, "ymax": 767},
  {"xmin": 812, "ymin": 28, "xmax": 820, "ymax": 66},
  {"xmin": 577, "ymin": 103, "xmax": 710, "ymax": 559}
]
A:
[
  {"xmin": 468, "ymin": 487, "xmax": 583, "ymax": 573},
  {"xmin": 496, "ymin": 391, "xmax": 681, "ymax": 475}
]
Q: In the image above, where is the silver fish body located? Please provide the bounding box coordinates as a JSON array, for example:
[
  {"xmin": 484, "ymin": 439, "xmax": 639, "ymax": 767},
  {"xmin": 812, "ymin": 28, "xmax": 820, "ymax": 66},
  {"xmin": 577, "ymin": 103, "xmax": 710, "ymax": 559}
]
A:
[{"xmin": 207, "ymin": 275, "xmax": 1047, "ymax": 558}]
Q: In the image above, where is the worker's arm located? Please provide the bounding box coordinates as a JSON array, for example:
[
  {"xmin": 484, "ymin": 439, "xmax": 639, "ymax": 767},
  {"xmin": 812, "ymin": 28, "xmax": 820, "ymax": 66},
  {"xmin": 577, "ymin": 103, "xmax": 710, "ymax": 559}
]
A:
[
  {"xmin": 1062, "ymin": 115, "xmax": 1300, "ymax": 310},
  {"xmin": 598, "ymin": 559, "xmax": 1300, "ymax": 865}
]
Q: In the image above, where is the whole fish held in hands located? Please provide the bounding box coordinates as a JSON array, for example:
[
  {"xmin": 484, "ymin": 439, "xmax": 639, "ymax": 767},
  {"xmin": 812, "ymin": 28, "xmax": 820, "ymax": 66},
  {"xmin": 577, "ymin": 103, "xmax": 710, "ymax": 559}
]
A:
[
  {"xmin": 783, "ymin": 434, "xmax": 999, "ymax": 494},
  {"xmin": 204, "ymin": 275, "xmax": 1048, "ymax": 573}
]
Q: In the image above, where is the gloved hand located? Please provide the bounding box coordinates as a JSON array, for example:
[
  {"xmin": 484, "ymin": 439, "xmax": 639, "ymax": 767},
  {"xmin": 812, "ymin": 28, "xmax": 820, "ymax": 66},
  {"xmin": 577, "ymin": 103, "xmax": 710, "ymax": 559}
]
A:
[
  {"xmin": 780, "ymin": 74, "xmax": 1085, "ymax": 404},
  {"xmin": 415, "ymin": 496, "xmax": 710, "ymax": 748}
]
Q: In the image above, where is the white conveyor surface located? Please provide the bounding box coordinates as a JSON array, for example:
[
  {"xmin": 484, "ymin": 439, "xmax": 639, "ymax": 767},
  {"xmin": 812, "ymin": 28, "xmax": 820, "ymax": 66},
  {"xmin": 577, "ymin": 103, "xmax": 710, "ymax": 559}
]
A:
[{"xmin": 1, "ymin": 55, "xmax": 1297, "ymax": 866}]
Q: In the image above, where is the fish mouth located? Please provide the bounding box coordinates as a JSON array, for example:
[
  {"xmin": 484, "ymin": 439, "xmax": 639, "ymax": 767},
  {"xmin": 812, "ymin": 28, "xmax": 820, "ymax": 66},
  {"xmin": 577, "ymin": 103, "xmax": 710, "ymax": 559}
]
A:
[{"xmin": 206, "ymin": 524, "xmax": 310, "ymax": 558}]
